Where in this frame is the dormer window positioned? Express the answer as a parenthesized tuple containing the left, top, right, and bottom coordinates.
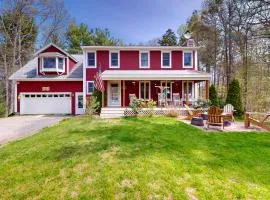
(40, 52, 66, 73)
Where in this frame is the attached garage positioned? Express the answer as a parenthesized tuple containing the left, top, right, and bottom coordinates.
(20, 93, 72, 115)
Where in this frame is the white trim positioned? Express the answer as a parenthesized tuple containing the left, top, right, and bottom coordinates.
(182, 81, 195, 99)
(86, 51, 97, 68)
(194, 50, 198, 70)
(11, 78, 82, 81)
(161, 51, 171, 68)
(139, 81, 151, 99)
(139, 51, 150, 69)
(107, 80, 121, 107)
(14, 81, 17, 113)
(82, 46, 200, 51)
(83, 50, 86, 112)
(86, 81, 94, 95)
(161, 81, 173, 100)
(75, 92, 84, 115)
(109, 51, 120, 68)
(183, 51, 193, 69)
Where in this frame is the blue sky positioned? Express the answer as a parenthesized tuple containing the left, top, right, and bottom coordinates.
(64, 0, 203, 44)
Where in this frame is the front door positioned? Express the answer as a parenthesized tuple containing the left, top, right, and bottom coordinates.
(75, 92, 84, 114)
(108, 81, 121, 106)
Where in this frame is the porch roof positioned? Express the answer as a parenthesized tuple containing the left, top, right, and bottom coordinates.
(101, 70, 211, 81)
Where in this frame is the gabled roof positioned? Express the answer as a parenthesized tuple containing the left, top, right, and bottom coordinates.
(34, 43, 78, 62)
(9, 54, 83, 81)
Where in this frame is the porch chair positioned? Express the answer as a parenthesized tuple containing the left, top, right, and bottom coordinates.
(223, 104, 235, 121)
(184, 104, 202, 120)
(129, 94, 137, 104)
(172, 93, 181, 106)
(207, 106, 224, 129)
(158, 93, 166, 107)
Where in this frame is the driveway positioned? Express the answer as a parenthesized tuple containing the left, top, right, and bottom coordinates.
(0, 115, 66, 145)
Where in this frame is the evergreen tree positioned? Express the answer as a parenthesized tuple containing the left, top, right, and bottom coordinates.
(209, 84, 218, 106)
(226, 79, 244, 116)
(158, 29, 177, 46)
(0, 83, 5, 117)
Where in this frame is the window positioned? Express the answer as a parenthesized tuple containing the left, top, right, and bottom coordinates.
(110, 52, 119, 68)
(139, 81, 150, 100)
(87, 81, 94, 94)
(161, 81, 172, 100)
(162, 52, 171, 68)
(42, 57, 65, 72)
(183, 81, 194, 99)
(43, 57, 56, 69)
(140, 52, 149, 68)
(87, 52, 96, 67)
(183, 52, 193, 68)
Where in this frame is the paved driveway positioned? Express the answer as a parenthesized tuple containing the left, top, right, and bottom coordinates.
(0, 115, 66, 145)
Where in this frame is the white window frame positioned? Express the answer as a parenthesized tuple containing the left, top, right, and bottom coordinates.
(86, 51, 97, 68)
(109, 51, 120, 68)
(183, 51, 193, 68)
(161, 51, 171, 68)
(139, 81, 151, 100)
(139, 51, 150, 68)
(161, 81, 173, 100)
(41, 56, 65, 73)
(182, 81, 195, 99)
(86, 81, 95, 95)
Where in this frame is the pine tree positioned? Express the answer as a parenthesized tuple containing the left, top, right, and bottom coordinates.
(158, 29, 177, 46)
(226, 79, 244, 116)
(209, 84, 218, 106)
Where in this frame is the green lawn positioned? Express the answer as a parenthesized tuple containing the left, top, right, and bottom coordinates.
(0, 116, 269, 199)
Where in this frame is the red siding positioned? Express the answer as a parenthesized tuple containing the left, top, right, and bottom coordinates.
(172, 51, 182, 70)
(17, 81, 82, 115)
(120, 51, 139, 70)
(150, 51, 161, 70)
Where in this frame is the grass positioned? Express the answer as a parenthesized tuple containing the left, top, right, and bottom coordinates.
(0, 116, 269, 199)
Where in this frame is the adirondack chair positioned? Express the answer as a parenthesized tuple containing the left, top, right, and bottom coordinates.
(158, 93, 166, 107)
(172, 93, 181, 106)
(223, 104, 235, 121)
(184, 104, 202, 120)
(207, 106, 224, 129)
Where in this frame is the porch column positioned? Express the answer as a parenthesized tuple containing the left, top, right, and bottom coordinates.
(102, 81, 105, 107)
(205, 80, 209, 99)
(123, 80, 125, 107)
(186, 80, 189, 102)
(144, 80, 146, 100)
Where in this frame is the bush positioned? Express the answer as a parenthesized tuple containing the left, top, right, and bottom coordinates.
(92, 89, 102, 114)
(146, 99, 156, 117)
(86, 96, 100, 117)
(166, 109, 179, 118)
(226, 79, 244, 116)
(129, 98, 143, 116)
(209, 84, 218, 106)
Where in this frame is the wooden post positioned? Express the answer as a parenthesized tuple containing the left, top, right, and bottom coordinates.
(244, 113, 250, 128)
(186, 80, 189, 102)
(123, 80, 125, 107)
(205, 80, 209, 99)
(144, 80, 146, 100)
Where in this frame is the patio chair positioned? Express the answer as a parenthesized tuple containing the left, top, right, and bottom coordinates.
(184, 104, 202, 120)
(207, 106, 224, 129)
(172, 93, 181, 106)
(223, 104, 235, 121)
(158, 93, 166, 107)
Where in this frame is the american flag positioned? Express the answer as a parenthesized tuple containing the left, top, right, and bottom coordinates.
(94, 70, 104, 92)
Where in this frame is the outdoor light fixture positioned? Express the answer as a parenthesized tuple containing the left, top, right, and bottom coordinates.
(184, 30, 192, 39)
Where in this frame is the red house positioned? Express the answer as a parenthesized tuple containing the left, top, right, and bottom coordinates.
(10, 42, 211, 117)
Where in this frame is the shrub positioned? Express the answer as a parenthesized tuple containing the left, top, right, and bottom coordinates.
(92, 89, 102, 114)
(86, 96, 100, 117)
(147, 99, 156, 117)
(209, 84, 218, 106)
(129, 98, 143, 116)
(166, 109, 179, 118)
(226, 79, 244, 116)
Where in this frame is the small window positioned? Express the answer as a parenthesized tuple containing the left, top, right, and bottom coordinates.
(65, 94, 70, 97)
(140, 52, 149, 68)
(36, 94, 41, 98)
(162, 52, 171, 68)
(87, 81, 94, 94)
(183, 52, 193, 68)
(31, 94, 35, 98)
(58, 58, 64, 70)
(59, 94, 64, 97)
(48, 94, 53, 97)
(25, 94, 29, 98)
(87, 52, 96, 67)
(110, 52, 119, 68)
(53, 94, 58, 97)
(43, 57, 56, 69)
(42, 94, 47, 97)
